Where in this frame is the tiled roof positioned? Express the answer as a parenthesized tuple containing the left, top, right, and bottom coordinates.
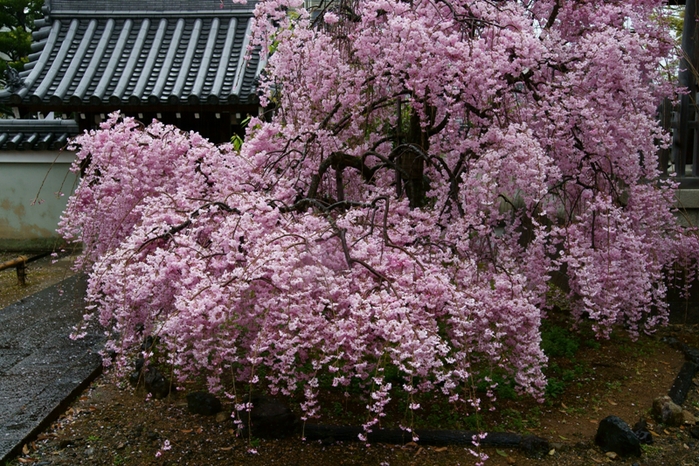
(0, 119, 79, 151)
(0, 0, 263, 108)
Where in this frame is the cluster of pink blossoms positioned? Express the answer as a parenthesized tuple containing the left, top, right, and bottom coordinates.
(60, 0, 698, 437)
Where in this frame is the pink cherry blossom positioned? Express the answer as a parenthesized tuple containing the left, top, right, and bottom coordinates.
(323, 12, 339, 24)
(60, 0, 699, 444)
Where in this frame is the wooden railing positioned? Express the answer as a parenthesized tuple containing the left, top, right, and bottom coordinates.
(0, 252, 52, 286)
(0, 256, 28, 286)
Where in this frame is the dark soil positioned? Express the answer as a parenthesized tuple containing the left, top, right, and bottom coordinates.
(3, 257, 699, 465)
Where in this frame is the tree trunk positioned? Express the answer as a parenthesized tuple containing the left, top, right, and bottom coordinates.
(399, 108, 428, 208)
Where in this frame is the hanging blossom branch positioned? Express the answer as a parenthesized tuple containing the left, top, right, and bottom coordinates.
(59, 0, 699, 450)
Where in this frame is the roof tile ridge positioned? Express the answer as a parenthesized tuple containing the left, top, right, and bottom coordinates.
(48, 10, 254, 18)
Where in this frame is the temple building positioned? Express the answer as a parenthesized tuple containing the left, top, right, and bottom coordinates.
(0, 0, 263, 250)
(0, 0, 263, 143)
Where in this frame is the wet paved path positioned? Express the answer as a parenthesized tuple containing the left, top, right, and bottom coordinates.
(0, 275, 103, 462)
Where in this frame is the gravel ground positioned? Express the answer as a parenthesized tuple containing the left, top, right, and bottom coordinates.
(3, 255, 699, 465)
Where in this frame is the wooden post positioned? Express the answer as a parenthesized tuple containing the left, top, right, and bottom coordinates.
(0, 255, 28, 286)
(678, 0, 699, 177)
(695, 92, 699, 177)
(658, 98, 672, 176)
(671, 106, 682, 174)
(16, 261, 26, 286)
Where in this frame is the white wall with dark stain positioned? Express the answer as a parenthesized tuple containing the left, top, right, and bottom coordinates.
(0, 151, 78, 251)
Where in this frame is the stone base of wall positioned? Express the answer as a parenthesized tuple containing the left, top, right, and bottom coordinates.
(0, 238, 68, 253)
(676, 189, 699, 227)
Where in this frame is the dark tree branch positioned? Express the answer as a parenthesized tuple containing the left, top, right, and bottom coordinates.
(138, 202, 241, 252)
(544, 0, 561, 30)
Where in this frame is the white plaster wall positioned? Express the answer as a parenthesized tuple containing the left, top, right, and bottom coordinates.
(0, 151, 78, 250)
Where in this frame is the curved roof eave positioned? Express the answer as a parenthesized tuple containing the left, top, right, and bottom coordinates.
(1, 3, 262, 110)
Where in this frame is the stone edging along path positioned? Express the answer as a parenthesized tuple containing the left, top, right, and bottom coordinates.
(175, 336, 699, 460)
(0, 275, 104, 463)
(591, 337, 699, 460)
(4, 273, 697, 463)
(666, 337, 699, 405)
